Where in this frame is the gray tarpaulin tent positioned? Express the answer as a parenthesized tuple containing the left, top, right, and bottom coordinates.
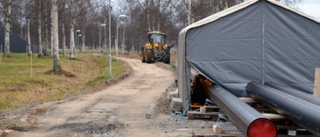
(178, 0, 320, 110)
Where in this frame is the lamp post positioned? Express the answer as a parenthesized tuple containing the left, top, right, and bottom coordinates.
(76, 29, 81, 53)
(115, 14, 126, 60)
(78, 34, 82, 51)
(122, 24, 126, 53)
(100, 24, 106, 54)
(108, 0, 112, 77)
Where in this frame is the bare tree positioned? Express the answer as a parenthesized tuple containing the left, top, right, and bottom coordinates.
(134, 0, 151, 32)
(50, 2, 54, 57)
(62, 23, 66, 56)
(279, 0, 302, 7)
(66, 0, 88, 58)
(52, 0, 61, 72)
(66, 0, 78, 59)
(27, 18, 31, 55)
(43, 0, 50, 56)
(4, 0, 12, 57)
(37, 0, 43, 57)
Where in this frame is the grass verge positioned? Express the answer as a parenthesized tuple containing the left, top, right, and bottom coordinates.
(0, 52, 126, 110)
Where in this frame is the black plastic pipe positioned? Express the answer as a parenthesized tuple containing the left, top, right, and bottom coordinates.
(246, 81, 320, 136)
(265, 82, 320, 106)
(198, 79, 276, 137)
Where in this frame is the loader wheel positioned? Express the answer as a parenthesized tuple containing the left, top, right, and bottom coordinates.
(146, 50, 152, 63)
(164, 53, 170, 64)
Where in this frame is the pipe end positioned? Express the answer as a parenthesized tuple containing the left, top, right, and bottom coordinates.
(248, 118, 277, 137)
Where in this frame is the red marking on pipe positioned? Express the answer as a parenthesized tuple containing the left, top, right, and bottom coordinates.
(248, 118, 277, 137)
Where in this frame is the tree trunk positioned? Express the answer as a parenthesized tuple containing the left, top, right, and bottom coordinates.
(27, 19, 32, 56)
(44, 5, 49, 56)
(38, 0, 43, 57)
(62, 23, 66, 56)
(50, 4, 54, 57)
(157, 0, 161, 31)
(187, 0, 192, 25)
(219, 0, 228, 11)
(145, 0, 151, 32)
(69, 22, 75, 59)
(52, 0, 61, 72)
(4, 0, 12, 57)
(151, 0, 155, 31)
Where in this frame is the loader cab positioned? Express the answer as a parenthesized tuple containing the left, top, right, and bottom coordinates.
(148, 32, 166, 45)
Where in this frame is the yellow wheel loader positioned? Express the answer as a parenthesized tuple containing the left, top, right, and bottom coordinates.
(141, 31, 173, 64)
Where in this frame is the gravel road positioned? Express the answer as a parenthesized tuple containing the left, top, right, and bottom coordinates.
(2, 58, 213, 137)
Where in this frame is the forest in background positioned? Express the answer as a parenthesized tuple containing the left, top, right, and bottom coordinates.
(0, 0, 301, 57)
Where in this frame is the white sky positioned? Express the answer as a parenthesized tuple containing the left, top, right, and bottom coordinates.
(298, 0, 320, 19)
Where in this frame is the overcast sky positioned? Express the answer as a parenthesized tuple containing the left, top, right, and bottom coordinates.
(298, 0, 320, 19)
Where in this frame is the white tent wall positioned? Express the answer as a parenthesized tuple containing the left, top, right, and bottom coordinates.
(178, 0, 320, 111)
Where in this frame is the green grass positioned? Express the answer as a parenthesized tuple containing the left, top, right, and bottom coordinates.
(0, 52, 126, 110)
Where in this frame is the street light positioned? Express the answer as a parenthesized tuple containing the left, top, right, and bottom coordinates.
(78, 34, 82, 51)
(115, 14, 126, 60)
(76, 29, 81, 53)
(100, 24, 106, 54)
(108, 0, 112, 77)
(122, 23, 126, 53)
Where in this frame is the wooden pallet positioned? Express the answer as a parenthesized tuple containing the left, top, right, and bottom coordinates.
(187, 111, 219, 120)
(191, 124, 243, 137)
(192, 132, 243, 137)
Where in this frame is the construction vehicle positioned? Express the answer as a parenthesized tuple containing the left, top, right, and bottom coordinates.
(141, 31, 173, 64)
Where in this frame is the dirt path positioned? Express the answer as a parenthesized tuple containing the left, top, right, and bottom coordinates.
(10, 58, 175, 137)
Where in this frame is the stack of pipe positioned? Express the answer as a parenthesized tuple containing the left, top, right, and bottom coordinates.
(246, 82, 320, 136)
(197, 76, 277, 137)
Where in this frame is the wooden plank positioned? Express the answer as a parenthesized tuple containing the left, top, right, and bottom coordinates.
(203, 106, 219, 109)
(262, 113, 286, 120)
(314, 68, 320, 97)
(238, 97, 256, 103)
(192, 131, 243, 137)
(187, 111, 219, 115)
(187, 111, 219, 120)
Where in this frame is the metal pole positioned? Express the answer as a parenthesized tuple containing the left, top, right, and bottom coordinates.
(79, 35, 82, 52)
(76, 31, 78, 54)
(122, 25, 125, 53)
(108, 0, 112, 77)
(75, 30, 80, 54)
(116, 18, 119, 60)
(99, 25, 101, 54)
(77, 33, 80, 53)
(93, 25, 95, 51)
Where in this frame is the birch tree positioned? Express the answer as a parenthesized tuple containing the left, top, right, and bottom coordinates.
(67, 0, 77, 59)
(62, 24, 66, 56)
(4, 0, 12, 57)
(52, 0, 61, 72)
(43, 1, 50, 56)
(50, 3, 54, 57)
(134, 0, 151, 32)
(27, 18, 32, 56)
(37, 0, 43, 57)
(66, 0, 85, 59)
